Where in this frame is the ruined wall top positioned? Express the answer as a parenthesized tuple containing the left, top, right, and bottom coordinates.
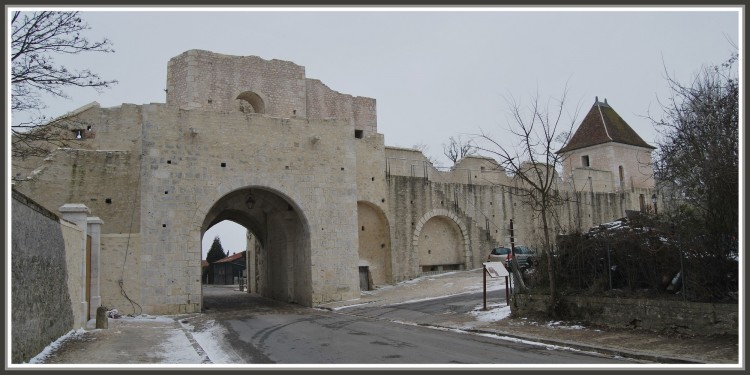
(165, 49, 377, 133)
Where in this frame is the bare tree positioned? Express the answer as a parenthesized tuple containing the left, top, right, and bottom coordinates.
(412, 143, 442, 168)
(475, 88, 579, 313)
(11, 11, 117, 158)
(650, 50, 738, 248)
(442, 135, 477, 165)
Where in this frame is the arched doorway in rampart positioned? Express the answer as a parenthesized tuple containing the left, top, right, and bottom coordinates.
(413, 209, 469, 274)
(356, 201, 392, 289)
(197, 186, 311, 306)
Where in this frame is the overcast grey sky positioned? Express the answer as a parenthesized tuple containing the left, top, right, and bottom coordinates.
(9, 7, 741, 258)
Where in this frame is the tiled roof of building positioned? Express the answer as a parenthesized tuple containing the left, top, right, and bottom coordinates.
(557, 98, 655, 153)
(214, 251, 246, 264)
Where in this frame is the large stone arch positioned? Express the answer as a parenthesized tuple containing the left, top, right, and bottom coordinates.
(194, 185, 311, 306)
(236, 90, 267, 114)
(413, 209, 470, 273)
(356, 201, 392, 289)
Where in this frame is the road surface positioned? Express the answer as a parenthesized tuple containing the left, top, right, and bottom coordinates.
(196, 285, 637, 365)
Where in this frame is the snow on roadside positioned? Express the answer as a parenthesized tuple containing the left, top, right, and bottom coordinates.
(359, 269, 506, 305)
(545, 321, 586, 330)
(468, 303, 512, 322)
(184, 319, 242, 364)
(155, 326, 204, 364)
(28, 314, 206, 364)
(126, 314, 180, 323)
(27, 329, 86, 364)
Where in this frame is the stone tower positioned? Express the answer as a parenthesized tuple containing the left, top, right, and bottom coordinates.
(557, 97, 656, 195)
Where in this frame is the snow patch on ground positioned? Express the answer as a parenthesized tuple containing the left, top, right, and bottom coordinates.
(155, 327, 204, 364)
(545, 321, 586, 330)
(402, 271, 461, 284)
(326, 302, 377, 311)
(468, 303, 512, 322)
(357, 270, 506, 307)
(187, 320, 242, 364)
(27, 329, 85, 364)
(472, 331, 577, 352)
(126, 314, 179, 323)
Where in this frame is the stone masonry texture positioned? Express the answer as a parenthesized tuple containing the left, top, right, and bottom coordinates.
(11, 191, 77, 364)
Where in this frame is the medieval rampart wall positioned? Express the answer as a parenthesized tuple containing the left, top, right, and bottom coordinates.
(137, 104, 361, 311)
(99, 234, 142, 315)
(11, 50, 658, 313)
(13, 148, 140, 234)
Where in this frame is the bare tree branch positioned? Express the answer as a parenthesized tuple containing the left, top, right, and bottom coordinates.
(473, 87, 580, 312)
(11, 11, 117, 159)
(648, 51, 738, 248)
(442, 135, 477, 165)
(412, 143, 442, 168)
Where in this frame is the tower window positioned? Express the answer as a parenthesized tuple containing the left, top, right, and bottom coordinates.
(355, 130, 363, 139)
(581, 155, 590, 167)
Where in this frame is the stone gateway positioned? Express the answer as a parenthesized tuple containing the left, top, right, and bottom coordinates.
(12, 50, 656, 314)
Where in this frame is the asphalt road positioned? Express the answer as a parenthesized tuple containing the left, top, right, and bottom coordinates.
(341, 290, 495, 326)
(200, 287, 637, 365)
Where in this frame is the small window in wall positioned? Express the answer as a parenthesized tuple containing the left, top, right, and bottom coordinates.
(72, 129, 84, 139)
(618, 166, 625, 188)
(581, 155, 590, 167)
(354, 129, 364, 139)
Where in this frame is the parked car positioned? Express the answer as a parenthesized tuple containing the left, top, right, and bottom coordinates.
(486, 245, 536, 270)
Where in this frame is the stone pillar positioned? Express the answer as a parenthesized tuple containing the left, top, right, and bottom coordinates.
(87, 217, 104, 319)
(59, 204, 90, 329)
(248, 235, 257, 294)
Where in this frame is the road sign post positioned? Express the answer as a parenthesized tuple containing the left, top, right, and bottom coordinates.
(483, 264, 487, 310)
(483, 261, 510, 308)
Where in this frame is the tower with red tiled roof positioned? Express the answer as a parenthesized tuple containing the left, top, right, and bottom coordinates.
(558, 97, 655, 192)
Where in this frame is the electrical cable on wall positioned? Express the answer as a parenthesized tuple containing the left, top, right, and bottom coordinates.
(119, 151, 144, 316)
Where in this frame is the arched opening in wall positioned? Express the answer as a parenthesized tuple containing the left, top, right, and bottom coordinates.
(356, 201, 392, 290)
(199, 187, 311, 309)
(417, 216, 464, 275)
(236, 91, 266, 114)
(201, 221, 251, 286)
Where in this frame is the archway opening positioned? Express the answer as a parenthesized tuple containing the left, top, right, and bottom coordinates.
(356, 201, 392, 290)
(236, 91, 266, 114)
(201, 220, 251, 286)
(418, 216, 464, 275)
(200, 187, 311, 307)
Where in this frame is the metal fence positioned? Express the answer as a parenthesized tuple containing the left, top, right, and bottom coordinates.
(523, 226, 738, 304)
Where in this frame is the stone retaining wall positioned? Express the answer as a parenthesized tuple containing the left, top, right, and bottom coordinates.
(512, 293, 738, 336)
(11, 190, 77, 363)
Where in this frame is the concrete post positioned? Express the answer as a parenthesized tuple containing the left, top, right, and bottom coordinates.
(59, 204, 90, 329)
(87, 217, 104, 319)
